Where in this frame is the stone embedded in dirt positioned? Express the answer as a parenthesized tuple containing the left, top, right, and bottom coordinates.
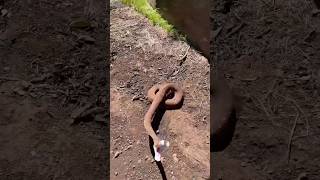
(145, 156, 149, 161)
(70, 19, 91, 29)
(30, 74, 51, 83)
(312, 9, 320, 16)
(124, 145, 133, 151)
(298, 75, 311, 81)
(71, 103, 93, 119)
(240, 162, 247, 167)
(297, 173, 308, 180)
(114, 151, 122, 159)
(115, 172, 118, 176)
(20, 81, 31, 90)
(78, 35, 96, 44)
(13, 87, 26, 96)
(1, 8, 8, 17)
(94, 114, 106, 123)
(3, 66, 10, 72)
(172, 153, 179, 163)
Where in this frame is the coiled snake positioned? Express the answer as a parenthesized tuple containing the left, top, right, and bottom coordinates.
(144, 82, 184, 148)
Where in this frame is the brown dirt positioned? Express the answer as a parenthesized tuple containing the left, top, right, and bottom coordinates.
(212, 0, 320, 179)
(0, 0, 108, 179)
(110, 2, 210, 179)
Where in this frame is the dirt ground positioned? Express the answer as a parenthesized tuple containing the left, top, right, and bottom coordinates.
(0, 0, 108, 179)
(110, 1, 210, 180)
(212, 0, 320, 179)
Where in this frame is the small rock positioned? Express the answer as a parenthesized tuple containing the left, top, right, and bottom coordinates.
(3, 66, 10, 72)
(124, 145, 133, 151)
(132, 95, 140, 101)
(13, 87, 26, 96)
(30, 74, 51, 83)
(1, 9, 8, 17)
(160, 157, 165, 162)
(70, 103, 93, 119)
(298, 75, 311, 81)
(114, 151, 121, 159)
(137, 159, 142, 164)
(20, 81, 31, 90)
(30, 151, 37, 157)
(312, 9, 320, 16)
(132, 165, 135, 169)
(114, 172, 118, 176)
(297, 173, 308, 180)
(172, 153, 179, 163)
(78, 35, 95, 43)
(70, 19, 91, 29)
(94, 115, 106, 123)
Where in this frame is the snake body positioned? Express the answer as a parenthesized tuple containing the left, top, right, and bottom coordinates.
(144, 82, 183, 148)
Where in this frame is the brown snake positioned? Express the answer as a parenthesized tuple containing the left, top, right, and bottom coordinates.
(144, 82, 184, 148)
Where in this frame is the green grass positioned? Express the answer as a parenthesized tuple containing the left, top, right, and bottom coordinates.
(121, 0, 185, 40)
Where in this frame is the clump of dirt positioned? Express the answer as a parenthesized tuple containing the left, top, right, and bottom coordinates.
(110, 2, 210, 179)
(212, 0, 320, 179)
(0, 0, 108, 179)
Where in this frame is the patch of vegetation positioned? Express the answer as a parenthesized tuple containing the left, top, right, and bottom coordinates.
(121, 0, 186, 40)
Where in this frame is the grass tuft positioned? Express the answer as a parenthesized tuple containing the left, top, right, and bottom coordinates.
(121, 0, 185, 40)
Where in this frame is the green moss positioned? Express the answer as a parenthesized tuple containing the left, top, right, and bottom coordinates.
(121, 0, 185, 40)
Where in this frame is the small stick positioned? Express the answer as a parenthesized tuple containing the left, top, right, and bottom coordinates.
(287, 112, 299, 163)
(0, 76, 21, 81)
(277, 93, 310, 136)
(179, 45, 190, 65)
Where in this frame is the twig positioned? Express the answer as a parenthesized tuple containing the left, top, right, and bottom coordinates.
(178, 45, 190, 65)
(227, 22, 246, 37)
(287, 112, 299, 163)
(0, 76, 21, 81)
(276, 93, 310, 136)
(263, 79, 278, 101)
(213, 27, 222, 40)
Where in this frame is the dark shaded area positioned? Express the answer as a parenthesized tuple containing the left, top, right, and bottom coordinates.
(0, 0, 109, 179)
(212, 0, 320, 179)
(156, 0, 210, 58)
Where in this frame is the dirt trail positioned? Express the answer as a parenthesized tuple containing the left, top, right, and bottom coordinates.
(110, 2, 210, 179)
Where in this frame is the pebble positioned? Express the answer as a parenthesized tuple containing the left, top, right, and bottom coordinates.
(114, 151, 121, 158)
(297, 173, 308, 180)
(1, 9, 8, 17)
(137, 159, 142, 164)
(3, 66, 10, 72)
(13, 87, 26, 96)
(240, 162, 247, 167)
(70, 19, 91, 29)
(78, 35, 96, 43)
(172, 153, 179, 163)
(114, 172, 118, 176)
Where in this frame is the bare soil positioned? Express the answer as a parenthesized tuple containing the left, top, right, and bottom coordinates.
(110, 2, 210, 179)
(0, 0, 108, 179)
(212, 0, 320, 179)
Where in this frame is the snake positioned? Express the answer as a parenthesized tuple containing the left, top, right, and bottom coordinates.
(144, 82, 184, 148)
